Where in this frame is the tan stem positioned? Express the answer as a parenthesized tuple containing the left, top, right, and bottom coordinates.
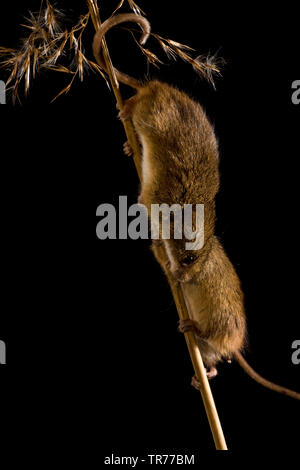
(87, 0, 142, 179)
(88, 0, 227, 450)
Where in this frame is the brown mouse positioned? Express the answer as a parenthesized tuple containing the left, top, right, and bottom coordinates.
(93, 14, 219, 279)
(93, 13, 300, 400)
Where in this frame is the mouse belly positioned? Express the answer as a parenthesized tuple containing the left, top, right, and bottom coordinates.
(181, 281, 221, 366)
(196, 338, 222, 368)
(181, 280, 244, 365)
(181, 281, 211, 336)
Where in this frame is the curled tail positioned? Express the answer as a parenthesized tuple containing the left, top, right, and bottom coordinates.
(92, 13, 151, 89)
(234, 351, 300, 401)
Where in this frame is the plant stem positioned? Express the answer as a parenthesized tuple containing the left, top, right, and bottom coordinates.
(89, 0, 227, 450)
(86, 0, 142, 179)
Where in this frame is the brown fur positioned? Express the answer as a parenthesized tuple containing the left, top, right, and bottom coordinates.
(121, 81, 246, 367)
(93, 11, 252, 368)
(124, 82, 219, 279)
(152, 237, 246, 367)
(94, 14, 300, 400)
(181, 237, 246, 365)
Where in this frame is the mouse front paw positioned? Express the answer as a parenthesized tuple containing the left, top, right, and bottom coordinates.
(178, 318, 202, 336)
(123, 140, 133, 157)
(118, 96, 137, 120)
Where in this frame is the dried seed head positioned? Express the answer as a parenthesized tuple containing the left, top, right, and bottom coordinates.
(0, 2, 106, 102)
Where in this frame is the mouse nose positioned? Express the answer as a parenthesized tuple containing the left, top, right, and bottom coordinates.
(173, 268, 189, 283)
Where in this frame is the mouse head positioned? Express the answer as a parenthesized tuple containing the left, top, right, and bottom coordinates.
(164, 237, 213, 283)
(160, 202, 215, 282)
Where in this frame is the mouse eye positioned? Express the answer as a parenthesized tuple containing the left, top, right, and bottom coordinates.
(182, 254, 196, 266)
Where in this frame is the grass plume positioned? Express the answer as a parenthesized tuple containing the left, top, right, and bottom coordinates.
(0, 0, 108, 102)
(0, 0, 223, 102)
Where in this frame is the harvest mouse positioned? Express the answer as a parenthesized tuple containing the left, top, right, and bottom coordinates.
(93, 13, 300, 400)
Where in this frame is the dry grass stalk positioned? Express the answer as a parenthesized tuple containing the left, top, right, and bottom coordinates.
(0, 0, 227, 448)
(0, 0, 222, 101)
(153, 35, 223, 88)
(0, 0, 108, 102)
(112, 0, 146, 16)
(87, 0, 227, 451)
(86, 0, 143, 178)
(120, 26, 223, 87)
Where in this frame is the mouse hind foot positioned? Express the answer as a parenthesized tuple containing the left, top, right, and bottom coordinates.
(206, 367, 218, 380)
(178, 319, 219, 383)
(191, 368, 218, 390)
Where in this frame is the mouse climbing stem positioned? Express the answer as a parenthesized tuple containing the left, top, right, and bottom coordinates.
(155, 249, 228, 451)
(89, 0, 227, 451)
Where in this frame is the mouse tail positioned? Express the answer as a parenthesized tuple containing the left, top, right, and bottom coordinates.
(92, 13, 151, 89)
(233, 351, 300, 400)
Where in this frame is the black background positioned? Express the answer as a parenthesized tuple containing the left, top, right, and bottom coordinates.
(0, 0, 299, 459)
